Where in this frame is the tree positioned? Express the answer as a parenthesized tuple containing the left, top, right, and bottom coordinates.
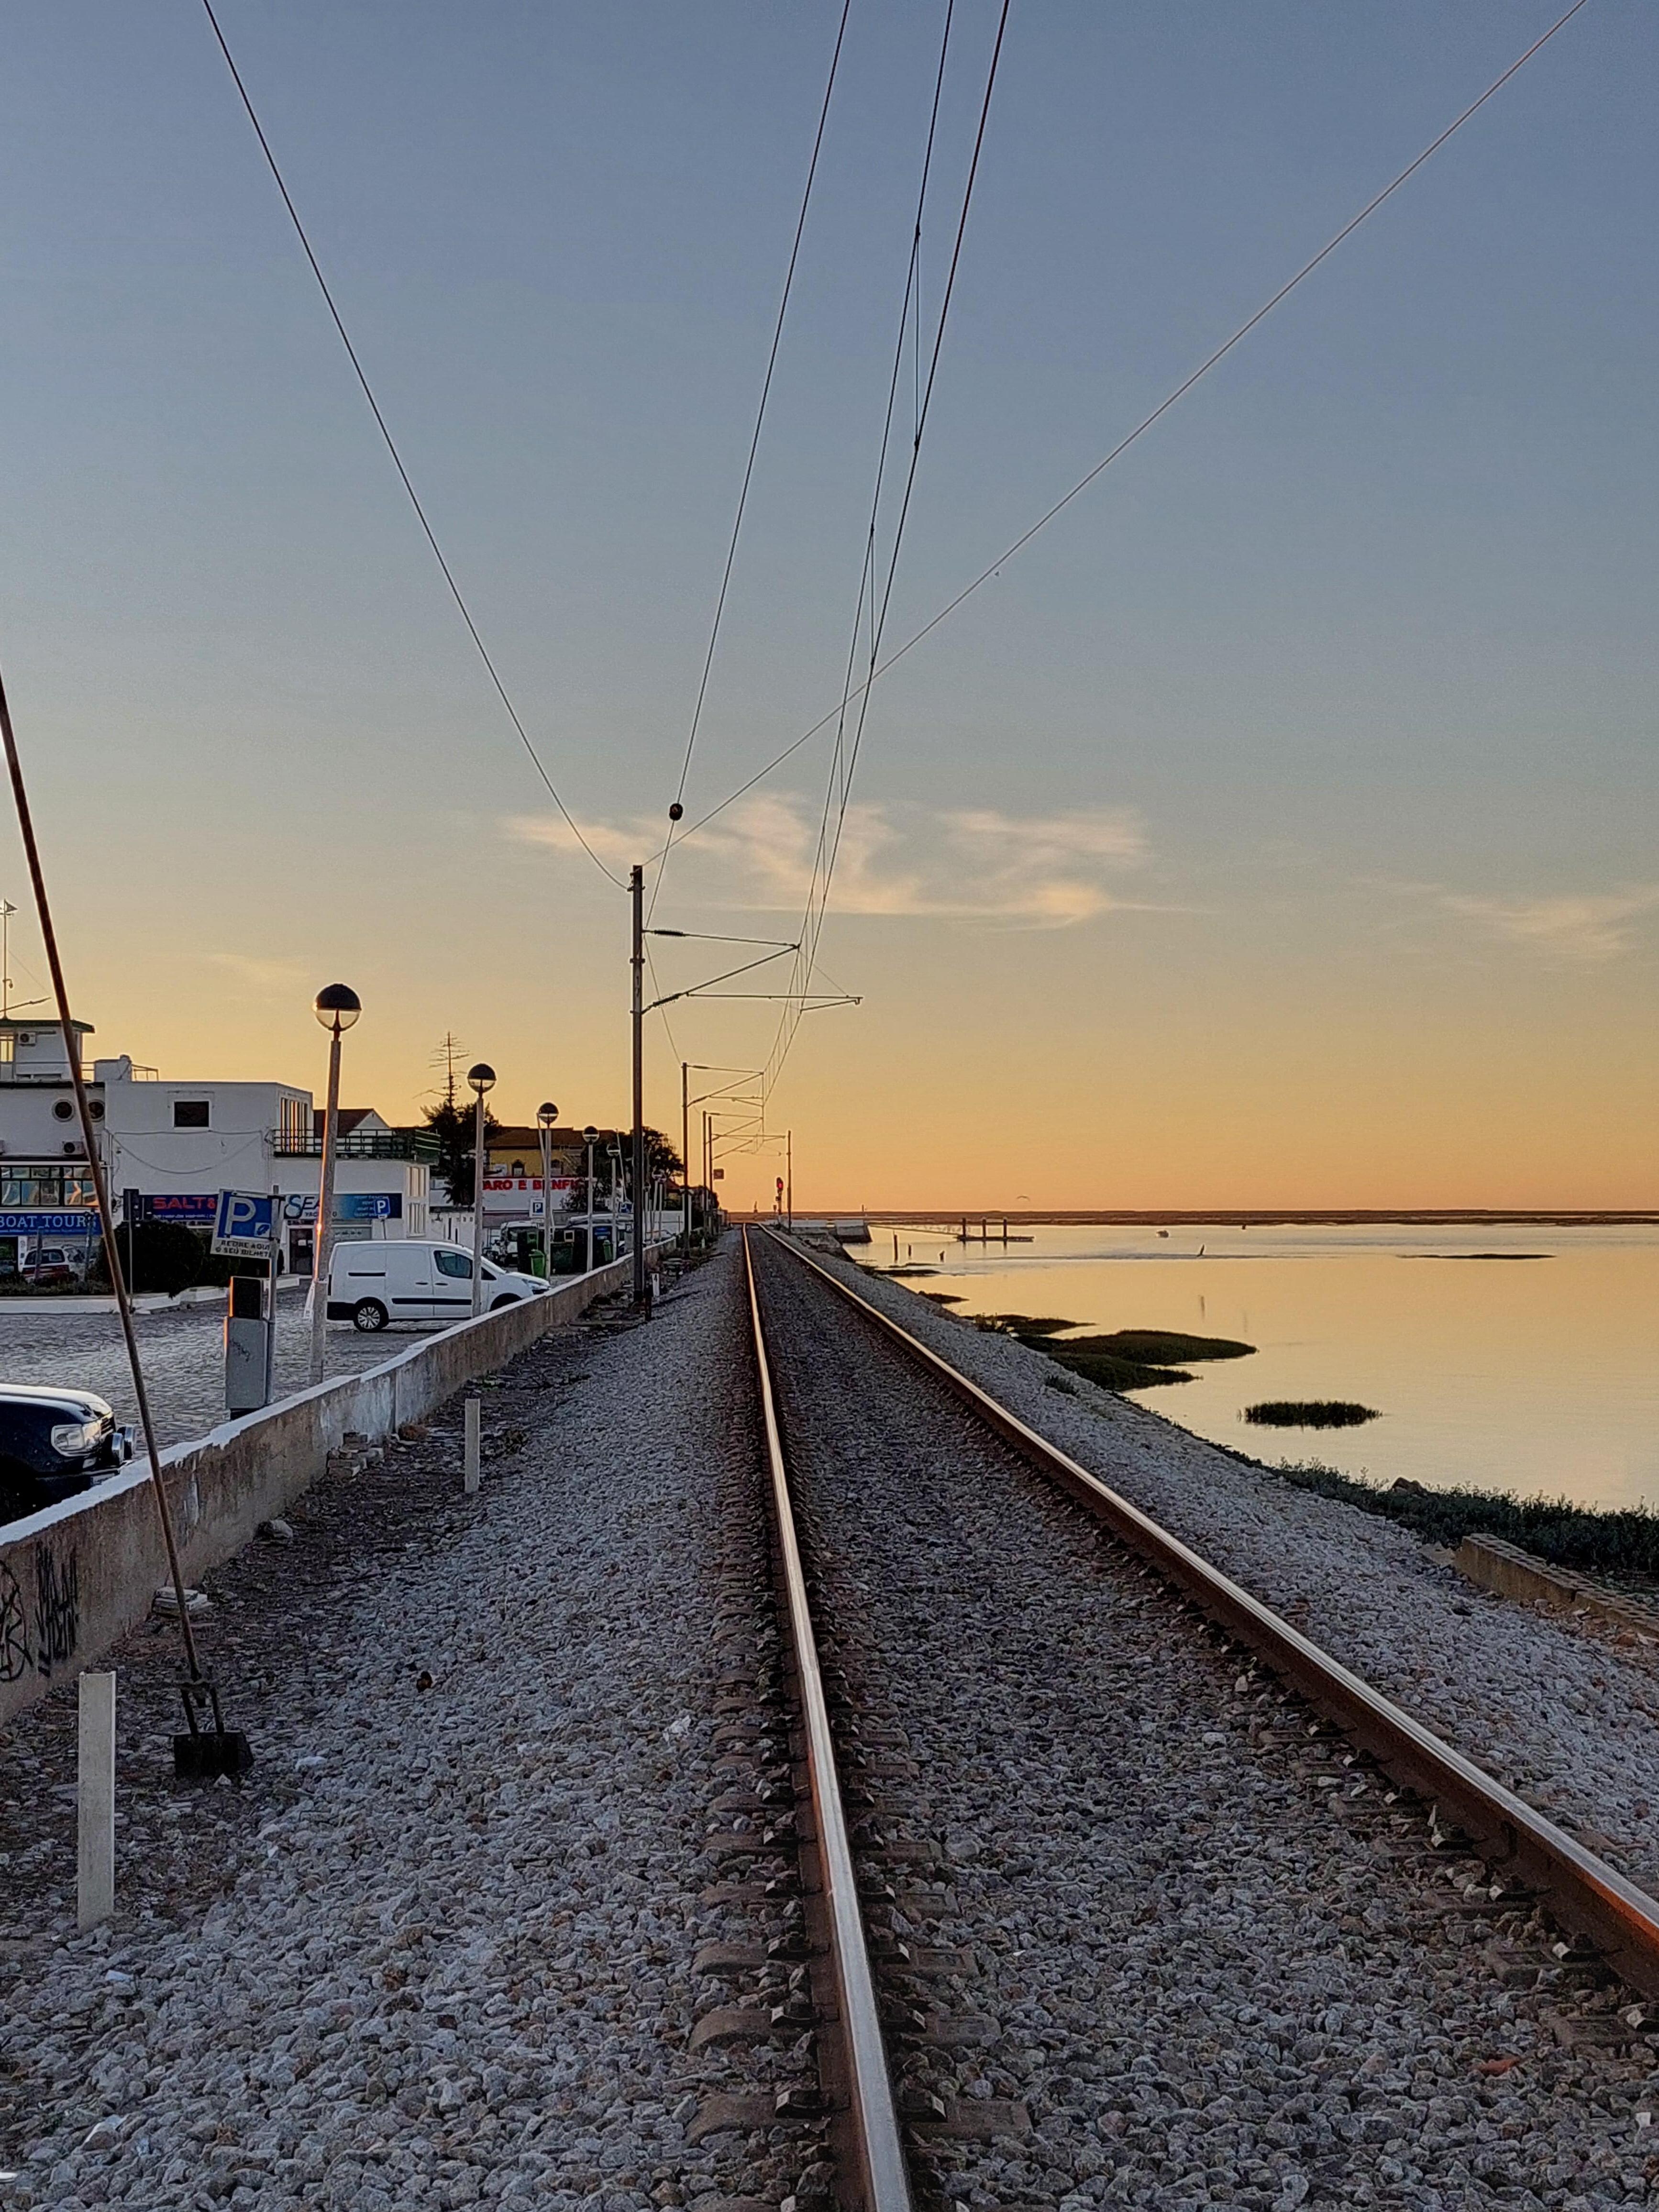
(575, 1127, 683, 1198)
(643, 1127, 683, 1181)
(422, 1097, 502, 1206)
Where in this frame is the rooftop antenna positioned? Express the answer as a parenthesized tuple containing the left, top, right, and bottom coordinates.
(431, 1030, 465, 1110)
(0, 897, 14, 1018)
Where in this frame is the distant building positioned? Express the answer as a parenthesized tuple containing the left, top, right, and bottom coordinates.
(479, 1124, 594, 1227)
(0, 1018, 433, 1279)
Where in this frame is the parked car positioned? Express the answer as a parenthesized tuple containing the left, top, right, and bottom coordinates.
(0, 1387, 134, 1526)
(326, 1241, 552, 1332)
(22, 1247, 78, 1288)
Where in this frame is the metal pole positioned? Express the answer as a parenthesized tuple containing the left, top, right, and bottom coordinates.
(308, 1022, 343, 1386)
(584, 1137, 594, 1271)
(630, 864, 646, 1304)
(265, 1183, 279, 1404)
(681, 1060, 690, 1255)
(471, 1086, 487, 1316)
(787, 1130, 793, 1231)
(0, 661, 206, 1688)
(538, 1117, 552, 1274)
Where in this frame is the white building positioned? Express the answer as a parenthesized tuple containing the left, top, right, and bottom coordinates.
(0, 1019, 432, 1277)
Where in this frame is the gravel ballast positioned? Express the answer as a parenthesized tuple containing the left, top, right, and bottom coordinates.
(753, 1234, 1659, 2210)
(0, 1246, 783, 2212)
(804, 1239, 1659, 1900)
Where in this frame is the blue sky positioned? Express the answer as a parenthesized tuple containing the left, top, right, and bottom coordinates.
(0, 2, 1652, 1203)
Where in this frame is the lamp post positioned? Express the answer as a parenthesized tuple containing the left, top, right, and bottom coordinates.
(536, 1100, 558, 1276)
(467, 1062, 495, 1316)
(308, 983, 361, 1386)
(581, 1125, 598, 1272)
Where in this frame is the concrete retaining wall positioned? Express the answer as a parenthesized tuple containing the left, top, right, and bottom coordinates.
(0, 1252, 664, 1726)
(1455, 1531, 1659, 1639)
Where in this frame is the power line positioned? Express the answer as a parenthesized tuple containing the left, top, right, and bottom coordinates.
(812, 0, 957, 924)
(769, 0, 1010, 1097)
(650, 0, 853, 923)
(199, 0, 624, 891)
(649, 0, 1591, 883)
(752, 0, 960, 1097)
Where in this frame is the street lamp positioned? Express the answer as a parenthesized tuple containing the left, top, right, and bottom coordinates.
(467, 1062, 496, 1316)
(581, 1125, 598, 1272)
(308, 983, 361, 1385)
(536, 1100, 558, 1276)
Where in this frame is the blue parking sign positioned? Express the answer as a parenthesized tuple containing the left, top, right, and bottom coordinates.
(212, 1190, 278, 1259)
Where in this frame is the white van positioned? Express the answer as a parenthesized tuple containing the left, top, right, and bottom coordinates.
(326, 1242, 550, 1331)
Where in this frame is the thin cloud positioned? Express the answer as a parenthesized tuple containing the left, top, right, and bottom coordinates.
(509, 796, 1150, 928)
(207, 952, 311, 995)
(1438, 886, 1659, 963)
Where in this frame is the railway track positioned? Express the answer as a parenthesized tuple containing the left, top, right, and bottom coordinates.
(693, 1225, 1659, 2211)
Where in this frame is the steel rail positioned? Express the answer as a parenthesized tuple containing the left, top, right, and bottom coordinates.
(761, 1228, 1659, 1999)
(741, 1229, 914, 2212)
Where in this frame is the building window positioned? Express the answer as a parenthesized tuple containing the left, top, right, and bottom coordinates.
(173, 1100, 210, 1128)
(278, 1095, 310, 1151)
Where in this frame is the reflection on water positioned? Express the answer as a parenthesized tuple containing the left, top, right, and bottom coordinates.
(860, 1222, 1659, 1513)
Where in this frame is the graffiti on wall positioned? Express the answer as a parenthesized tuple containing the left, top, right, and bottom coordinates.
(0, 1544, 81, 1686)
(0, 1561, 26, 1683)
(33, 1543, 80, 1675)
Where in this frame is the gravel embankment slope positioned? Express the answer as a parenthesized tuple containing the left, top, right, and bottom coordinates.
(0, 1245, 770, 2212)
(754, 1236, 1659, 2211)
(801, 1239, 1659, 1897)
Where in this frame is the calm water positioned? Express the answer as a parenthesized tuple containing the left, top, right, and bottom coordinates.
(857, 1222, 1659, 1512)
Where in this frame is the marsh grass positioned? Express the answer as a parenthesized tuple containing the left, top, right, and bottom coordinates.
(1269, 1460, 1659, 1583)
(1065, 1329, 1254, 1363)
(1041, 1346, 1194, 1391)
(1245, 1401, 1379, 1429)
(972, 1312, 1232, 1390)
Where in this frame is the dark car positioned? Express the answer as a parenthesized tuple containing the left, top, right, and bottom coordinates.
(0, 1387, 133, 1527)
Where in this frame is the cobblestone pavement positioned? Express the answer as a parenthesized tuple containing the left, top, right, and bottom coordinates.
(0, 1294, 449, 1447)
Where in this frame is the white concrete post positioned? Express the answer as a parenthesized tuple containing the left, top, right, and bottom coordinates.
(464, 1394, 481, 1494)
(77, 1670, 116, 1929)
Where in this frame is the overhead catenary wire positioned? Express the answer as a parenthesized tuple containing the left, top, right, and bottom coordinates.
(650, 0, 854, 924)
(735, 0, 962, 1104)
(645, 0, 1592, 882)
(199, 0, 624, 891)
(769, 0, 1010, 1098)
(809, 0, 957, 894)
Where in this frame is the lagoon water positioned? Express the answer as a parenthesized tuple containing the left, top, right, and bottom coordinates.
(857, 1221, 1659, 1513)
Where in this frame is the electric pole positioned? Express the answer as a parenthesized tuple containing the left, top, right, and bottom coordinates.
(630, 864, 647, 1305)
(681, 1060, 691, 1254)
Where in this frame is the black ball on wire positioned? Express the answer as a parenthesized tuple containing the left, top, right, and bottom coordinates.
(668, 801, 684, 821)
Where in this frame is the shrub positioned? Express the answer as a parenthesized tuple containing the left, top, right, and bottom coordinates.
(1267, 1460, 1659, 1582)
